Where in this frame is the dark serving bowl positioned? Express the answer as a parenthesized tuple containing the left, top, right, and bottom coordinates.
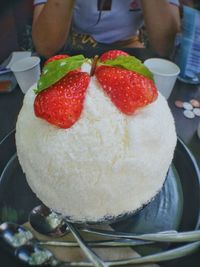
(0, 130, 199, 231)
(0, 130, 200, 267)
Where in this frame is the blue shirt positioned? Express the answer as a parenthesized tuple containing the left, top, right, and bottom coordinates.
(33, 0, 179, 43)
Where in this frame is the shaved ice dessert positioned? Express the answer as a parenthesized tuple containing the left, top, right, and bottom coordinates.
(16, 50, 177, 222)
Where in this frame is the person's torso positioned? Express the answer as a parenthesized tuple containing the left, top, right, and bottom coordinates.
(73, 0, 143, 43)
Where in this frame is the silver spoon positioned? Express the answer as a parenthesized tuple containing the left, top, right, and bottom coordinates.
(15, 243, 57, 266)
(29, 205, 200, 243)
(1, 222, 200, 266)
(29, 205, 108, 267)
(0, 221, 148, 250)
(0, 222, 90, 266)
(29, 205, 69, 237)
(0, 222, 33, 248)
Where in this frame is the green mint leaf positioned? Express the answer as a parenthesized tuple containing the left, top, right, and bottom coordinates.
(102, 55, 154, 81)
(35, 55, 86, 94)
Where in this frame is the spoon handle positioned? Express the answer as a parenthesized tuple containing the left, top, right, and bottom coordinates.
(66, 222, 108, 267)
(82, 228, 200, 242)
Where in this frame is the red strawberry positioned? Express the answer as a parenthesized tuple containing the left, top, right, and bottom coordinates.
(99, 50, 129, 62)
(44, 54, 69, 65)
(34, 72, 90, 128)
(95, 66, 157, 115)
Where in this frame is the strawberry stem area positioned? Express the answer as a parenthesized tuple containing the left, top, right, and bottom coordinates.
(90, 55, 99, 76)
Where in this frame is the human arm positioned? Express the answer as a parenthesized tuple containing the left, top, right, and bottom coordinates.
(32, 0, 76, 58)
(141, 0, 180, 57)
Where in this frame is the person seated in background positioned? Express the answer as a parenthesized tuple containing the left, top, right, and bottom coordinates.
(32, 0, 180, 58)
(179, 0, 194, 7)
(179, 0, 200, 9)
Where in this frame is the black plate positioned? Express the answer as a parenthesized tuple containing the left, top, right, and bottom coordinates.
(0, 130, 200, 267)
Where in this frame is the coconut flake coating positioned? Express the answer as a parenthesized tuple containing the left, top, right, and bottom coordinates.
(16, 78, 176, 222)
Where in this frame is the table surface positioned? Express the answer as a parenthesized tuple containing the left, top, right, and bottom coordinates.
(0, 48, 200, 267)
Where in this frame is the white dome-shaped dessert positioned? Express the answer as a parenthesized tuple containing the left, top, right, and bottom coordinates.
(16, 74, 176, 222)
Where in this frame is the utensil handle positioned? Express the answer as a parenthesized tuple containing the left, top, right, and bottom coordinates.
(66, 221, 108, 267)
(107, 241, 200, 266)
(82, 228, 200, 242)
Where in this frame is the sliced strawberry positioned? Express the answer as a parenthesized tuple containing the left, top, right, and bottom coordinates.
(34, 72, 90, 128)
(99, 50, 129, 62)
(44, 54, 69, 65)
(95, 66, 158, 115)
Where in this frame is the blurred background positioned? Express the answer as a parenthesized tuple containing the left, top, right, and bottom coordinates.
(0, 0, 33, 63)
(0, 0, 200, 63)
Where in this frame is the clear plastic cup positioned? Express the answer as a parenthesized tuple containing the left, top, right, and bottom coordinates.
(11, 56, 41, 94)
(144, 58, 180, 99)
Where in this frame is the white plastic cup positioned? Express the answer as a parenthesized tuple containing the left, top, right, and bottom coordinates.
(11, 56, 41, 94)
(144, 58, 180, 99)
